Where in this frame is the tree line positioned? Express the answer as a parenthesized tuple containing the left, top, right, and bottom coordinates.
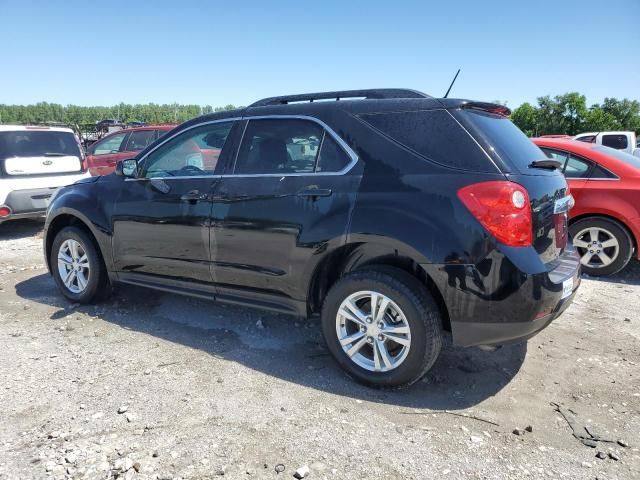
(1, 94, 639, 138)
(0, 102, 239, 126)
(510, 93, 640, 137)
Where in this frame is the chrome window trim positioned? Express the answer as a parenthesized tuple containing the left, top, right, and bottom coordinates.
(126, 115, 359, 182)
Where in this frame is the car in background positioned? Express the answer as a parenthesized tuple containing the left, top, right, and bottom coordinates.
(574, 131, 640, 157)
(85, 125, 176, 176)
(0, 125, 89, 224)
(45, 88, 580, 388)
(533, 137, 640, 276)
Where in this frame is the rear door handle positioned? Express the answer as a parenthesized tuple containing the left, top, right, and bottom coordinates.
(297, 187, 332, 198)
(180, 190, 209, 202)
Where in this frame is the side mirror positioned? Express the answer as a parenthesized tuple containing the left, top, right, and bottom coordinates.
(115, 158, 139, 178)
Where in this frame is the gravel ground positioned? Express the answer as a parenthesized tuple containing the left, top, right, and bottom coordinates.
(0, 219, 639, 480)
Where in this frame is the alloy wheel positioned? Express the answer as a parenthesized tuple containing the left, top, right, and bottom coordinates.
(57, 239, 90, 294)
(335, 291, 411, 372)
(573, 227, 619, 269)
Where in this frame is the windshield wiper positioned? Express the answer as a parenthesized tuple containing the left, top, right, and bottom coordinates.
(529, 159, 561, 170)
(44, 152, 66, 157)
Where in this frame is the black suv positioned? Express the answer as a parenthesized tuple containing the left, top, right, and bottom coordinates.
(44, 89, 580, 388)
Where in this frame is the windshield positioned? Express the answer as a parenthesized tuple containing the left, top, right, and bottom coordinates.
(0, 130, 81, 161)
(593, 145, 640, 169)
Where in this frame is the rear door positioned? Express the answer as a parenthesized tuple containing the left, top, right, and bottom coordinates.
(210, 117, 360, 307)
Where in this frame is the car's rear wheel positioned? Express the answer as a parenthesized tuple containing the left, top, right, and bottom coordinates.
(321, 267, 442, 388)
(51, 226, 109, 303)
(570, 217, 634, 276)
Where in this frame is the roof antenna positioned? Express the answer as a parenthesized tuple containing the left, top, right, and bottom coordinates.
(443, 69, 461, 98)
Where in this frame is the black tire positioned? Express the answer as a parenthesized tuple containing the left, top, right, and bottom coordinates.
(321, 266, 442, 388)
(50, 226, 110, 303)
(570, 217, 634, 276)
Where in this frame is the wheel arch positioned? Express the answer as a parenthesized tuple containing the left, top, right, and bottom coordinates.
(45, 211, 109, 275)
(307, 242, 451, 332)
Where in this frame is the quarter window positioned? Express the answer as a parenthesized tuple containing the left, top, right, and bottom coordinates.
(92, 132, 127, 155)
(316, 134, 351, 172)
(602, 134, 628, 150)
(142, 122, 233, 178)
(234, 119, 323, 174)
(124, 130, 157, 152)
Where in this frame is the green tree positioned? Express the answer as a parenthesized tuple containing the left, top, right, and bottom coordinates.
(511, 102, 538, 136)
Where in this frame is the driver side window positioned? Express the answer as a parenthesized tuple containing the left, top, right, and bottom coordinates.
(142, 122, 233, 178)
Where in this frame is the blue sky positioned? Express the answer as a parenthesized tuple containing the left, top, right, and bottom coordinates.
(1, 0, 638, 108)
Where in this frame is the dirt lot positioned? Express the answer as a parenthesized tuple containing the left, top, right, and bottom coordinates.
(0, 220, 639, 480)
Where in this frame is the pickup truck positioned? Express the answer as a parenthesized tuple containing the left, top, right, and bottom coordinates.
(574, 131, 640, 157)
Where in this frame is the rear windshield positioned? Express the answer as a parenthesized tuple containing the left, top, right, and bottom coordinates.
(593, 145, 640, 169)
(454, 110, 545, 173)
(359, 109, 496, 172)
(0, 130, 81, 161)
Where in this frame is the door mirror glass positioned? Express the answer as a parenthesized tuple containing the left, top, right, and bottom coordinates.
(116, 158, 139, 177)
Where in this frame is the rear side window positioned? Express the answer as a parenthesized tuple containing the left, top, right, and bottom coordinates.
(234, 119, 323, 174)
(124, 130, 156, 152)
(454, 110, 545, 173)
(576, 135, 596, 143)
(564, 156, 591, 178)
(359, 109, 494, 172)
(601, 134, 628, 150)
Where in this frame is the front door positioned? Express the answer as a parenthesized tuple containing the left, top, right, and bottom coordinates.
(210, 117, 360, 308)
(111, 120, 238, 285)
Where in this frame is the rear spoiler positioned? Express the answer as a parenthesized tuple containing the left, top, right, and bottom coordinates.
(438, 99, 512, 117)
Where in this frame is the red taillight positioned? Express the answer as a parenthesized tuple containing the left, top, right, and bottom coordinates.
(0, 206, 11, 218)
(458, 181, 533, 247)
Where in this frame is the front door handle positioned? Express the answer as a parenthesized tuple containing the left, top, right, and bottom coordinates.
(180, 190, 209, 203)
(297, 186, 332, 198)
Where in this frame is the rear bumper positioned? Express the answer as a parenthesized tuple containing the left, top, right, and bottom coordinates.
(423, 245, 581, 347)
(0, 187, 59, 222)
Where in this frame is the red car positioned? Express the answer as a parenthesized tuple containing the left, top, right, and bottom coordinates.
(86, 125, 176, 176)
(533, 137, 640, 275)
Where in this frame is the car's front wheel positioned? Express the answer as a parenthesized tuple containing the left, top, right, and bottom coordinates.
(570, 217, 634, 276)
(321, 267, 442, 388)
(51, 226, 109, 303)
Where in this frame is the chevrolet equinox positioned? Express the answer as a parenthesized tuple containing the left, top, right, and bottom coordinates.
(44, 89, 581, 387)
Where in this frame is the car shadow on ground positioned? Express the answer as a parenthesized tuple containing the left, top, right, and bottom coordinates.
(0, 219, 45, 240)
(582, 258, 640, 286)
(16, 273, 527, 411)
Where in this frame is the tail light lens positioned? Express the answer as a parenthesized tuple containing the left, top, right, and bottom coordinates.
(458, 181, 533, 247)
(0, 206, 11, 218)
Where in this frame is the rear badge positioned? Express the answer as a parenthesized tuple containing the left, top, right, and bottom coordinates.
(43, 160, 53, 165)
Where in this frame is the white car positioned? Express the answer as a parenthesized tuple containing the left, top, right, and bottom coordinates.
(0, 125, 90, 224)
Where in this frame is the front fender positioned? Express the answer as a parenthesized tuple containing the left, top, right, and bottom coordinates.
(44, 182, 115, 273)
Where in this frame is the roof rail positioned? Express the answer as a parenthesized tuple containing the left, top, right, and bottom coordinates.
(250, 88, 431, 107)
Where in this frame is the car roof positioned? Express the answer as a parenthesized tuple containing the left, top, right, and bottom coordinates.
(0, 125, 75, 133)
